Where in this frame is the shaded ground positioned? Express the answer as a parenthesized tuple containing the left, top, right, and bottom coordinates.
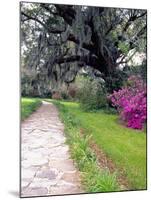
(21, 101, 83, 197)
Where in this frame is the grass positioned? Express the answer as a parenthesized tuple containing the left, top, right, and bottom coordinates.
(21, 97, 146, 191)
(21, 97, 41, 120)
(47, 99, 146, 191)
(49, 100, 120, 193)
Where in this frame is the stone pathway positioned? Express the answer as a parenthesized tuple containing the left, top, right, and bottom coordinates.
(21, 101, 83, 197)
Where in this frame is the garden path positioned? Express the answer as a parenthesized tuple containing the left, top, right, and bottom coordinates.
(21, 101, 83, 197)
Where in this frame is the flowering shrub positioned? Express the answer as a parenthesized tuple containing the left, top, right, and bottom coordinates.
(108, 75, 146, 129)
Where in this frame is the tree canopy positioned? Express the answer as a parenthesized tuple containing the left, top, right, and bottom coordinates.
(21, 2, 146, 96)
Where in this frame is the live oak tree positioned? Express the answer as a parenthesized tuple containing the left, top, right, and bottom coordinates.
(21, 2, 146, 96)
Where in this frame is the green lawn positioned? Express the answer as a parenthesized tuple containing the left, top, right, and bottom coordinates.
(51, 100, 146, 190)
(21, 98, 41, 120)
(21, 97, 146, 191)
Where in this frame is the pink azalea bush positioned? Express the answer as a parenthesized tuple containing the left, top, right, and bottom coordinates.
(108, 75, 147, 129)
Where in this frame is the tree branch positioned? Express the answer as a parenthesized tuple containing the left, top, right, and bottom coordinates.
(40, 4, 58, 15)
(21, 11, 66, 34)
(55, 5, 76, 25)
(67, 34, 95, 52)
(123, 11, 147, 32)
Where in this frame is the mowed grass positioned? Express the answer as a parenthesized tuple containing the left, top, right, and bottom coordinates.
(50, 100, 146, 190)
(51, 100, 119, 192)
(21, 98, 41, 120)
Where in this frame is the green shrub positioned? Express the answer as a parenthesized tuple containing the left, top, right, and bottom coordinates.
(105, 69, 128, 93)
(61, 91, 69, 100)
(77, 77, 107, 111)
(123, 62, 147, 82)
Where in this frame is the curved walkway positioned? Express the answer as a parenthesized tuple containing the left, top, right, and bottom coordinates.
(21, 101, 83, 197)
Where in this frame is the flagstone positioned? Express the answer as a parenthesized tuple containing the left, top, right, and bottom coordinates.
(21, 101, 83, 197)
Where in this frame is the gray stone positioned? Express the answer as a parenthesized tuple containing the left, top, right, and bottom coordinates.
(21, 187, 48, 197)
(21, 101, 83, 197)
(36, 168, 58, 180)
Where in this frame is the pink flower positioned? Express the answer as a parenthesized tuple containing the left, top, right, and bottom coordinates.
(109, 75, 147, 130)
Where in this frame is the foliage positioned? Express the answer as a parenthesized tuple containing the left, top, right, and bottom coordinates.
(49, 100, 146, 190)
(105, 69, 128, 93)
(123, 60, 147, 82)
(21, 98, 41, 120)
(52, 92, 62, 100)
(118, 41, 130, 55)
(68, 85, 78, 99)
(52, 85, 78, 100)
(109, 75, 147, 129)
(57, 84, 69, 100)
(77, 77, 107, 111)
(52, 100, 119, 192)
(21, 3, 147, 87)
(21, 67, 52, 98)
(60, 91, 69, 100)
